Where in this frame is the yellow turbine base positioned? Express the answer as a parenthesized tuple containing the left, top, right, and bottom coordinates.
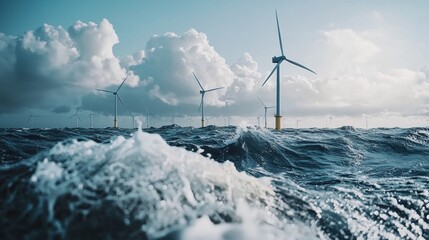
(275, 115, 282, 130)
(201, 119, 205, 128)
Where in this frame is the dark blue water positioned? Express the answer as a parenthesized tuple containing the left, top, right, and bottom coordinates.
(1, 125, 428, 239)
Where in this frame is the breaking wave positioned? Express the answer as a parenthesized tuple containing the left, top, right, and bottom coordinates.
(0, 125, 428, 239)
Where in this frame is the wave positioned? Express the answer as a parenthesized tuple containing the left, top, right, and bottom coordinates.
(1, 126, 429, 239)
(0, 127, 323, 239)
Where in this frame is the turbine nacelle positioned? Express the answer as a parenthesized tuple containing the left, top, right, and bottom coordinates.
(272, 56, 286, 63)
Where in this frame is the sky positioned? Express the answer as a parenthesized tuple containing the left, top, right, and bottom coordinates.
(1, 0, 429, 128)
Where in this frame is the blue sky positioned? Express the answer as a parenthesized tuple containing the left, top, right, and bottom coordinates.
(1, 0, 429, 128)
(3, 0, 427, 68)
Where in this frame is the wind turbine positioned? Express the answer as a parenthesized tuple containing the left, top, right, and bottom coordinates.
(27, 111, 40, 128)
(258, 97, 275, 128)
(296, 119, 301, 129)
(224, 99, 233, 126)
(169, 114, 180, 125)
(144, 103, 151, 128)
(193, 72, 224, 128)
(69, 107, 81, 128)
(130, 113, 136, 129)
(262, 10, 317, 130)
(205, 116, 214, 126)
(329, 116, 333, 128)
(95, 76, 129, 128)
(89, 113, 102, 128)
(257, 116, 261, 128)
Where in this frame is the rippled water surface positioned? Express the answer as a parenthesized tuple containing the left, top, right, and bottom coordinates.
(1, 125, 428, 239)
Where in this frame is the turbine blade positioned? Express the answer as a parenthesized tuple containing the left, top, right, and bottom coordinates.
(285, 58, 317, 75)
(262, 61, 282, 86)
(193, 72, 205, 91)
(68, 114, 76, 119)
(276, 10, 284, 56)
(267, 106, 275, 109)
(95, 89, 114, 94)
(257, 96, 266, 107)
(116, 76, 129, 92)
(205, 87, 224, 92)
(117, 94, 130, 115)
(77, 115, 81, 121)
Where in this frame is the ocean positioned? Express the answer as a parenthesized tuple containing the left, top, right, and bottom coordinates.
(0, 125, 428, 239)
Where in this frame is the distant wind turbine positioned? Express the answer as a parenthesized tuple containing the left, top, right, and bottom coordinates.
(95, 76, 129, 128)
(169, 114, 181, 125)
(69, 107, 81, 128)
(224, 99, 233, 126)
(258, 97, 275, 128)
(27, 111, 40, 128)
(193, 72, 224, 128)
(144, 103, 152, 128)
(296, 119, 301, 129)
(130, 113, 136, 129)
(262, 10, 317, 130)
(257, 116, 261, 128)
(329, 116, 333, 128)
(89, 113, 102, 128)
(205, 116, 213, 126)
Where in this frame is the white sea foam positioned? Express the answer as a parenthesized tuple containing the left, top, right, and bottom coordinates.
(30, 127, 322, 239)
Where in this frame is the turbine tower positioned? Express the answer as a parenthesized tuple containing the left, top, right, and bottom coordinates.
(27, 111, 40, 128)
(95, 76, 129, 128)
(258, 97, 274, 128)
(262, 10, 317, 130)
(69, 107, 81, 128)
(193, 72, 224, 128)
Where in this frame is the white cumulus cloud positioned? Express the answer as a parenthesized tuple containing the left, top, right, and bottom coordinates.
(130, 29, 235, 106)
(0, 19, 137, 113)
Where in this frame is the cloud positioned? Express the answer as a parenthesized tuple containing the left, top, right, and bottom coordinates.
(320, 29, 380, 66)
(0, 19, 138, 113)
(252, 28, 429, 117)
(130, 29, 235, 106)
(4, 20, 429, 124)
(82, 29, 267, 118)
(52, 105, 71, 114)
(280, 65, 429, 116)
(84, 27, 429, 120)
